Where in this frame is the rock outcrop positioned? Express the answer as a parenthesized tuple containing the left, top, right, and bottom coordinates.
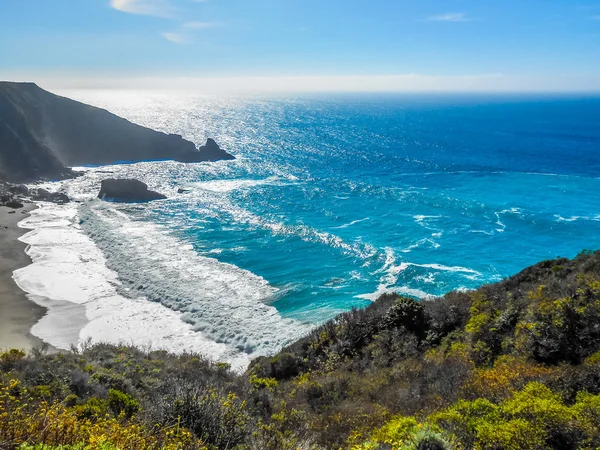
(188, 138, 236, 162)
(0, 181, 71, 207)
(31, 188, 70, 204)
(98, 179, 167, 203)
(0, 82, 235, 182)
(4, 199, 24, 209)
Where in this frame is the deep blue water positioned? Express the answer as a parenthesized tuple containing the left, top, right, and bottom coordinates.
(66, 92, 600, 330)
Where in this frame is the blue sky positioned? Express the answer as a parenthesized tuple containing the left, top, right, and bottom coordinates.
(1, 0, 600, 91)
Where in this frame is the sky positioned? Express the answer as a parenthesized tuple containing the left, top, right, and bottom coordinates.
(1, 0, 600, 92)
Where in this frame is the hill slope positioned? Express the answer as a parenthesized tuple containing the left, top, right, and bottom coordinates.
(1, 251, 600, 449)
(0, 82, 233, 181)
(249, 250, 600, 448)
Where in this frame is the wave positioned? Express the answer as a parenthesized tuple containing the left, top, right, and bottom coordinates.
(59, 165, 376, 264)
(400, 234, 443, 253)
(332, 217, 370, 229)
(413, 215, 442, 227)
(494, 207, 524, 232)
(79, 202, 312, 359)
(178, 190, 378, 260)
(406, 262, 481, 276)
(15, 200, 312, 371)
(356, 285, 431, 302)
(554, 214, 600, 223)
(357, 247, 482, 302)
(469, 229, 494, 236)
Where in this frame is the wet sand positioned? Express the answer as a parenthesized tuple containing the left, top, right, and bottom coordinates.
(0, 203, 47, 351)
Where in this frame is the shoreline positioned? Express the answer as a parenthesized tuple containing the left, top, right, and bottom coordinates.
(0, 203, 48, 351)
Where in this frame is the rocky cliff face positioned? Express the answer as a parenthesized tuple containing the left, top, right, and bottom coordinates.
(0, 82, 234, 182)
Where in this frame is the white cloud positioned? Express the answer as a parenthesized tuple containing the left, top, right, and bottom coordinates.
(110, 1, 220, 42)
(428, 13, 470, 22)
(163, 20, 220, 43)
(162, 32, 191, 43)
(110, 0, 176, 18)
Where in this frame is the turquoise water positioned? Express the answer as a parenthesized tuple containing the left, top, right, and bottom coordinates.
(62, 92, 600, 350)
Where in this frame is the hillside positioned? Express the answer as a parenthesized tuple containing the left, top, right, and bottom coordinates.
(0, 82, 233, 182)
(1, 250, 600, 449)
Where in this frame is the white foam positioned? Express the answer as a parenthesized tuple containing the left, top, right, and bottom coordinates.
(407, 262, 481, 276)
(400, 235, 442, 253)
(199, 196, 377, 260)
(332, 217, 370, 229)
(356, 247, 480, 302)
(469, 229, 494, 236)
(15, 200, 312, 372)
(193, 176, 286, 193)
(356, 285, 432, 302)
(357, 248, 417, 301)
(413, 215, 442, 227)
(494, 208, 523, 232)
(554, 214, 600, 223)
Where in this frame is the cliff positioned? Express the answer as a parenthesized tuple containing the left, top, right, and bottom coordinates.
(0, 82, 234, 182)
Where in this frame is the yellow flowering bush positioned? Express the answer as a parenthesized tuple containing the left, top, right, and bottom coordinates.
(353, 382, 600, 450)
(465, 356, 554, 401)
(0, 379, 201, 450)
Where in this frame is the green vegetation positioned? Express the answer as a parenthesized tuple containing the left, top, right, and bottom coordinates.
(1, 250, 600, 449)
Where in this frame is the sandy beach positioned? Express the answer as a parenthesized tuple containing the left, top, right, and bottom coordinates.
(0, 203, 47, 351)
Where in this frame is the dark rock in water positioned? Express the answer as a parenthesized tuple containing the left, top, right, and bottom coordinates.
(8, 184, 29, 196)
(180, 138, 235, 162)
(31, 188, 70, 204)
(177, 188, 191, 194)
(0, 82, 233, 182)
(5, 199, 24, 209)
(98, 179, 167, 203)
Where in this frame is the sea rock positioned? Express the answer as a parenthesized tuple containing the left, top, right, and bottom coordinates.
(179, 138, 235, 162)
(5, 199, 24, 209)
(31, 188, 70, 204)
(98, 179, 167, 203)
(177, 188, 191, 194)
(8, 184, 30, 196)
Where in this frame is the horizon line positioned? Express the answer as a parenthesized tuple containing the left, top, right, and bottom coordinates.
(2, 73, 600, 94)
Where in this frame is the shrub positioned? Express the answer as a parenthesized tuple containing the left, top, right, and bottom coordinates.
(464, 356, 554, 401)
(521, 276, 600, 365)
(405, 427, 453, 450)
(150, 382, 251, 449)
(0, 349, 26, 372)
(4, 252, 600, 450)
(383, 297, 428, 340)
(0, 379, 198, 449)
(107, 389, 139, 419)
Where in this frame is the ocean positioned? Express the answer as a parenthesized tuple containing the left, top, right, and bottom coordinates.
(13, 92, 600, 370)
